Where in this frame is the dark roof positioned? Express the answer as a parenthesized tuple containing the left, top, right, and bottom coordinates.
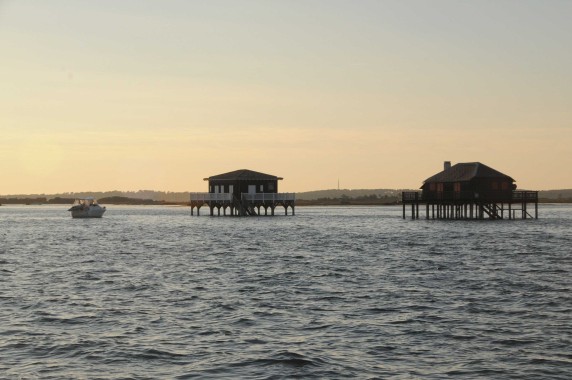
(423, 162, 515, 183)
(204, 169, 283, 181)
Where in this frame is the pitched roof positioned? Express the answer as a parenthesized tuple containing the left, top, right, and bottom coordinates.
(423, 162, 515, 183)
(204, 169, 283, 181)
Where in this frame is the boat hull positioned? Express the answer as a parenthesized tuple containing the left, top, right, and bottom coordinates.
(69, 206, 106, 218)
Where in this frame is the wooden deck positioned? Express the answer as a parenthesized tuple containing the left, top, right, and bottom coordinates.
(190, 192, 295, 216)
(401, 191, 538, 220)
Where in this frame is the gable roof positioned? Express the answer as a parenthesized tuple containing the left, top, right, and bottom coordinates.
(204, 169, 283, 181)
(423, 162, 515, 183)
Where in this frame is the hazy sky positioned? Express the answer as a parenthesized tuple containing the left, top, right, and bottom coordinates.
(1, 0, 571, 194)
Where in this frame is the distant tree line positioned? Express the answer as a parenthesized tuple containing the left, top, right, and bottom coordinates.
(0, 196, 184, 205)
(97, 196, 169, 205)
(296, 189, 403, 200)
(0, 197, 74, 205)
(2, 188, 571, 205)
(1, 190, 191, 203)
(296, 193, 400, 206)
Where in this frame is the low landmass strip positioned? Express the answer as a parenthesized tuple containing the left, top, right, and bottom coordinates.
(1, 189, 571, 206)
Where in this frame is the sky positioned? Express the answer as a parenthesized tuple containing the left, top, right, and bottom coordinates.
(1, 0, 571, 194)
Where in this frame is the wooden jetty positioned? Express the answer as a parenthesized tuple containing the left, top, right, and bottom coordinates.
(190, 169, 295, 216)
(402, 162, 538, 220)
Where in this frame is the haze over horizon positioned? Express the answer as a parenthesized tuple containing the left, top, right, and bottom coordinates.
(2, 1, 571, 194)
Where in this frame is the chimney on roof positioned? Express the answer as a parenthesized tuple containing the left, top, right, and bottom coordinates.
(444, 161, 451, 171)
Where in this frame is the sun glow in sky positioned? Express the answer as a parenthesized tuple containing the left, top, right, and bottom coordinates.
(1, 0, 571, 194)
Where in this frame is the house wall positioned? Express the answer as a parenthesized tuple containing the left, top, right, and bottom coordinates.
(208, 179, 279, 198)
(422, 179, 514, 201)
(472, 179, 513, 201)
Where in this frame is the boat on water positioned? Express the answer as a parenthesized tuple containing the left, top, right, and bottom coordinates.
(68, 197, 106, 218)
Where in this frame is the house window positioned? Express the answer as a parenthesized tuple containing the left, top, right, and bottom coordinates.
(260, 185, 264, 192)
(268, 183, 275, 191)
(501, 182, 509, 190)
(429, 183, 435, 191)
(454, 182, 461, 192)
(437, 183, 444, 192)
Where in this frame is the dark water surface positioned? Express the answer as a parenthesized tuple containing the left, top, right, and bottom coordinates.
(1, 204, 571, 379)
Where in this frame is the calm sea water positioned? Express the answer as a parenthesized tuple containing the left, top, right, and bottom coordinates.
(1, 204, 571, 379)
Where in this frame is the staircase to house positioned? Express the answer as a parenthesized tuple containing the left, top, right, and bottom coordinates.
(232, 196, 258, 216)
(245, 204, 257, 216)
(482, 203, 502, 219)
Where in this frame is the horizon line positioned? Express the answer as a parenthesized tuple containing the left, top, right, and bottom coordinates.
(2, 187, 572, 198)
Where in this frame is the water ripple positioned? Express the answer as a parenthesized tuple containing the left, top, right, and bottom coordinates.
(1, 204, 571, 378)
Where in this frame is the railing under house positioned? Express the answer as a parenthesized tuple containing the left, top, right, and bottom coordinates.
(241, 193, 296, 202)
(190, 192, 296, 203)
(190, 193, 233, 202)
(402, 191, 538, 203)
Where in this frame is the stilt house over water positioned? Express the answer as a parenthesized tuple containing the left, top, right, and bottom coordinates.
(402, 162, 538, 220)
(190, 169, 295, 216)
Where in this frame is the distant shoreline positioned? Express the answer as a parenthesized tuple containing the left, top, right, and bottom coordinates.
(1, 197, 570, 206)
(2, 188, 572, 205)
(0, 196, 185, 206)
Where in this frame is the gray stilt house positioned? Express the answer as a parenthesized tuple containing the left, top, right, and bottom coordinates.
(402, 162, 538, 219)
(190, 169, 295, 216)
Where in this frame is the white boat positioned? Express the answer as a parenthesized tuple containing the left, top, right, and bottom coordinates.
(68, 197, 106, 218)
